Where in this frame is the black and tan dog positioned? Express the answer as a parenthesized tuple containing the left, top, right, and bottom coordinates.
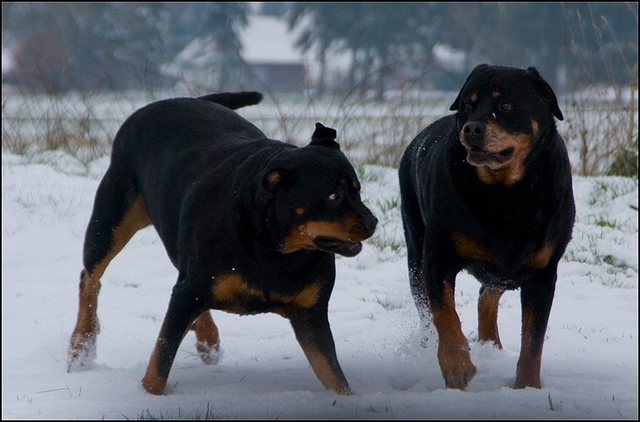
(68, 92, 377, 395)
(399, 64, 575, 389)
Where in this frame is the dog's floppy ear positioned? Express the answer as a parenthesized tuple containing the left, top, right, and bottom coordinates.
(310, 122, 340, 150)
(450, 63, 491, 111)
(263, 169, 294, 191)
(526, 67, 564, 121)
(255, 168, 295, 206)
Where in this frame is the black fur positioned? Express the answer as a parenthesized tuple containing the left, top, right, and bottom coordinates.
(70, 92, 377, 395)
(399, 64, 575, 389)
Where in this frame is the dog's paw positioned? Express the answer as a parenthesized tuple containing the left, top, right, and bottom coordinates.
(442, 360, 477, 390)
(438, 344, 477, 390)
(67, 335, 97, 372)
(196, 340, 220, 365)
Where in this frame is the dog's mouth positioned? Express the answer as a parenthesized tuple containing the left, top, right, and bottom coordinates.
(313, 236, 363, 257)
(466, 146, 514, 167)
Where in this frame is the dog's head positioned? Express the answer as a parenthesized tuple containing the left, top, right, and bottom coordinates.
(450, 64, 563, 183)
(254, 123, 377, 257)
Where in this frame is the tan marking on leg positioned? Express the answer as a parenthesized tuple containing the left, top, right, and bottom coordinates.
(527, 241, 555, 269)
(142, 314, 193, 395)
(270, 282, 323, 314)
(67, 270, 101, 369)
(89, 196, 151, 278)
(69, 197, 151, 368)
(191, 311, 220, 364)
(72, 270, 102, 340)
(514, 308, 542, 388)
(142, 338, 168, 395)
(478, 288, 504, 348)
(431, 281, 477, 389)
(453, 233, 497, 264)
(299, 343, 352, 395)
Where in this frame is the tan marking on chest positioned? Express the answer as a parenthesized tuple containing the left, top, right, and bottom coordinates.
(211, 274, 263, 314)
(291, 283, 322, 308)
(211, 274, 321, 313)
(266, 282, 323, 310)
(527, 242, 555, 269)
(453, 233, 497, 264)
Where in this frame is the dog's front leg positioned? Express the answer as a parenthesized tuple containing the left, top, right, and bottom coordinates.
(425, 261, 476, 390)
(514, 267, 558, 389)
(142, 282, 203, 395)
(289, 308, 352, 395)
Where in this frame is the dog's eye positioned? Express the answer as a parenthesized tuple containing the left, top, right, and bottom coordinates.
(464, 103, 473, 112)
(328, 191, 342, 202)
(499, 102, 513, 112)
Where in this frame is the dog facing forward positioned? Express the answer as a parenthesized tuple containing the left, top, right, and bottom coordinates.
(68, 92, 378, 395)
(399, 64, 575, 389)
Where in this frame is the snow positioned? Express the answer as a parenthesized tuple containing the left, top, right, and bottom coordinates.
(2, 149, 638, 419)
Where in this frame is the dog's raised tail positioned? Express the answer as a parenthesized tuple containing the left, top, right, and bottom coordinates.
(198, 92, 263, 110)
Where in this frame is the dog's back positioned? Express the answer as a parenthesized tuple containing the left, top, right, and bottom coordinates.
(112, 92, 266, 162)
(97, 92, 272, 264)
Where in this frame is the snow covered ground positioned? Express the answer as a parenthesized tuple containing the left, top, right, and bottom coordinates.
(2, 149, 638, 419)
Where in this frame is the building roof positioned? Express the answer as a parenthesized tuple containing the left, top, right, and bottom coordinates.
(240, 15, 303, 64)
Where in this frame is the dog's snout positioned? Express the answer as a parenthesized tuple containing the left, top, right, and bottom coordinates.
(363, 214, 378, 233)
(462, 122, 485, 147)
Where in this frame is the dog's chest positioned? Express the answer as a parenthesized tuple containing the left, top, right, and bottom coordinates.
(453, 232, 555, 288)
(210, 273, 321, 315)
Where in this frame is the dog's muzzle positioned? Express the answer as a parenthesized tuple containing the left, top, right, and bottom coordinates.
(460, 121, 514, 168)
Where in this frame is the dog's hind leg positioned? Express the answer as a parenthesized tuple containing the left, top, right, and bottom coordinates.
(68, 167, 151, 371)
(477, 286, 505, 348)
(399, 176, 432, 344)
(191, 311, 220, 364)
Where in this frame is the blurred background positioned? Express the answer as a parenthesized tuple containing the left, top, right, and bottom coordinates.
(2, 2, 638, 176)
